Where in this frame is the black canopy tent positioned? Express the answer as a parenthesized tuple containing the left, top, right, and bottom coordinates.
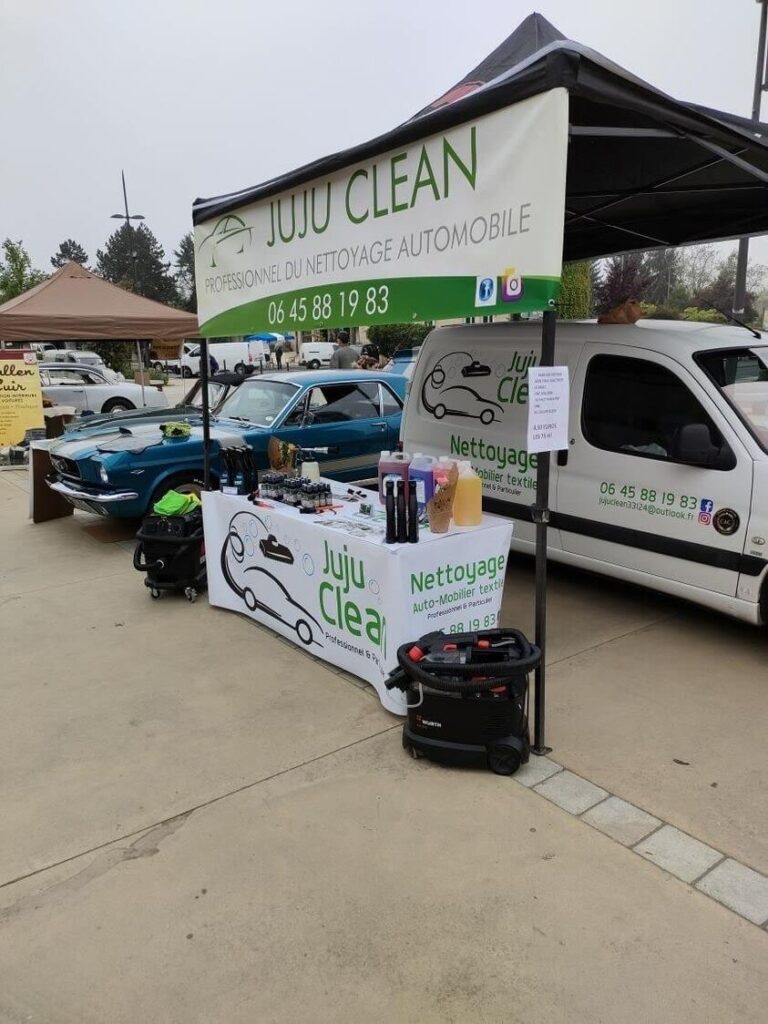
(192, 13, 768, 751)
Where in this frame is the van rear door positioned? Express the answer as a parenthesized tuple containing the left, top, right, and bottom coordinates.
(556, 345, 753, 597)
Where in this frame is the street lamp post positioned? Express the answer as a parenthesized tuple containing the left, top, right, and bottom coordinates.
(733, 0, 768, 318)
(110, 171, 147, 404)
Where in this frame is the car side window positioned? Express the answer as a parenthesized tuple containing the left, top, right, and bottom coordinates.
(283, 394, 308, 426)
(582, 354, 727, 463)
(306, 383, 381, 424)
(46, 369, 85, 386)
(380, 384, 402, 416)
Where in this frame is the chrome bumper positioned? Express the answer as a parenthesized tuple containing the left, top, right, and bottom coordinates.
(47, 479, 139, 503)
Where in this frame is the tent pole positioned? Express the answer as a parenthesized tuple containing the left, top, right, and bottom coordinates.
(135, 340, 146, 408)
(531, 309, 556, 756)
(200, 337, 211, 491)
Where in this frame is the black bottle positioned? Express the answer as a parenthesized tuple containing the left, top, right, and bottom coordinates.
(385, 480, 396, 544)
(396, 480, 407, 543)
(408, 482, 419, 543)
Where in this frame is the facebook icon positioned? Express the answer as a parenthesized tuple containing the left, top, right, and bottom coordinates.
(700, 498, 714, 514)
(475, 275, 497, 306)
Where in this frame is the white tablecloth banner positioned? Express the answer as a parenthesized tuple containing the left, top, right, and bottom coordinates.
(203, 491, 513, 714)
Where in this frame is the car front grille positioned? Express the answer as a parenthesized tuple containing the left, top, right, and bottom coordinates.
(51, 455, 81, 479)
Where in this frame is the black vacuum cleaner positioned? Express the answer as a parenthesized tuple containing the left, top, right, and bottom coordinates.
(386, 628, 540, 776)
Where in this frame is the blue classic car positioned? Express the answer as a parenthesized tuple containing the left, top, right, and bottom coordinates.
(47, 370, 406, 518)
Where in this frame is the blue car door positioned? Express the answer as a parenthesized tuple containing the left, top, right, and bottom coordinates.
(273, 380, 388, 480)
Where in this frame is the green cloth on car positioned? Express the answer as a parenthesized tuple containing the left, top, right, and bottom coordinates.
(160, 421, 191, 438)
(153, 489, 201, 516)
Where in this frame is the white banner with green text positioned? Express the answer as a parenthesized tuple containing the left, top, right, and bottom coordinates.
(194, 88, 568, 335)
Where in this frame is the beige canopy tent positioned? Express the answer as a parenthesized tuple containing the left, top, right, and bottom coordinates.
(0, 262, 197, 342)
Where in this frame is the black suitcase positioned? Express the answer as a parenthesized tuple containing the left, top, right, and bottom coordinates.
(133, 508, 207, 601)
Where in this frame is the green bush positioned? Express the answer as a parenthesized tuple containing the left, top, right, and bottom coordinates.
(366, 322, 432, 357)
(644, 305, 681, 320)
(681, 307, 727, 324)
(90, 341, 134, 376)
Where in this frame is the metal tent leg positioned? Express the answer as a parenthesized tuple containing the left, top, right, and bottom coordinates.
(532, 309, 556, 756)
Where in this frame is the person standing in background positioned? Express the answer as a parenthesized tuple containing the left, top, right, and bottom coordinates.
(329, 330, 360, 369)
(274, 340, 284, 369)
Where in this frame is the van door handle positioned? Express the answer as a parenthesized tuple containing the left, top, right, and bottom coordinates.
(372, 421, 387, 431)
(557, 449, 568, 467)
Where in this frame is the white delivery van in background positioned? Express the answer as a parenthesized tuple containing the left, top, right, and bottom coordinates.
(183, 339, 269, 377)
(298, 341, 336, 369)
(402, 320, 768, 624)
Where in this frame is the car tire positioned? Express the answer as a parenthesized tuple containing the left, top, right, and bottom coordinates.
(480, 408, 495, 425)
(243, 587, 258, 612)
(152, 361, 163, 371)
(234, 362, 247, 378)
(308, 359, 321, 370)
(433, 403, 446, 419)
(102, 398, 136, 413)
(181, 366, 193, 378)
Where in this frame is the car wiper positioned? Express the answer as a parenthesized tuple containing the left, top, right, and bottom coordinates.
(226, 415, 256, 424)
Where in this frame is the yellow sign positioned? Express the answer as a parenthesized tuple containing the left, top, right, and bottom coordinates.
(0, 350, 44, 447)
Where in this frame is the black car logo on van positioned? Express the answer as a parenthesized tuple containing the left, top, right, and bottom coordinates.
(421, 351, 503, 426)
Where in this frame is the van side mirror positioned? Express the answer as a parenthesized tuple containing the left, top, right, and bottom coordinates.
(673, 423, 732, 469)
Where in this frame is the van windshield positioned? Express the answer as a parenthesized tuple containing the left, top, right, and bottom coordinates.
(698, 347, 768, 449)
(217, 379, 298, 426)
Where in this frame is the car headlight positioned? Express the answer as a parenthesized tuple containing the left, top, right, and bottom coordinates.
(99, 464, 109, 484)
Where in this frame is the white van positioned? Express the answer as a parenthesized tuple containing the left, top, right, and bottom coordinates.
(298, 341, 336, 369)
(183, 339, 269, 378)
(403, 320, 768, 625)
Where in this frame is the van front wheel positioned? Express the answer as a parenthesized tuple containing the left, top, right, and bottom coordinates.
(308, 359, 321, 370)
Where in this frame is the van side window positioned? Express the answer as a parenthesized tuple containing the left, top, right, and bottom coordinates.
(582, 355, 727, 463)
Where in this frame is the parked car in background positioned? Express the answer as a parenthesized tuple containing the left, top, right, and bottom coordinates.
(383, 345, 423, 380)
(61, 371, 244, 438)
(47, 370, 407, 518)
(298, 341, 336, 369)
(40, 363, 169, 415)
(42, 348, 124, 381)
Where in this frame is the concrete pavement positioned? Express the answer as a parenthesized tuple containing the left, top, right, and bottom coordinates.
(1, 469, 767, 1022)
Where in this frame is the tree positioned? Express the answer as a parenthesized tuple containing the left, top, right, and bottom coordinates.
(51, 239, 89, 269)
(593, 253, 652, 313)
(366, 322, 432, 357)
(557, 261, 592, 319)
(679, 244, 717, 297)
(694, 252, 758, 321)
(174, 232, 196, 312)
(644, 249, 682, 307)
(96, 223, 178, 305)
(0, 239, 47, 302)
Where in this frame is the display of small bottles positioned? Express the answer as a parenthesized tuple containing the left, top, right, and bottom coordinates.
(259, 473, 332, 510)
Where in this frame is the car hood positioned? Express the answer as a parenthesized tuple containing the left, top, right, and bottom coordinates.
(51, 418, 254, 462)
(62, 405, 203, 438)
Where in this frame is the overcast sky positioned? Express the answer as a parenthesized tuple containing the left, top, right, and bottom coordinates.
(2, 0, 767, 273)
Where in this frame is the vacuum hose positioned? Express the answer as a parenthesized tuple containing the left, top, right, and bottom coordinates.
(388, 628, 540, 694)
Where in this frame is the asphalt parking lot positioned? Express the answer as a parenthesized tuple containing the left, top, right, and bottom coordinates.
(1, 466, 767, 1023)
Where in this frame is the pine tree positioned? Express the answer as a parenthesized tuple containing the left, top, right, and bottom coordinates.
(51, 239, 89, 269)
(96, 223, 178, 305)
(644, 249, 681, 306)
(174, 232, 196, 312)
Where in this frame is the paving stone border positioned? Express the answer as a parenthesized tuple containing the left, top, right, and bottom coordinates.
(514, 756, 768, 930)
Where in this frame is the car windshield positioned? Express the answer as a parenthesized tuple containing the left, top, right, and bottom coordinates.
(698, 347, 768, 449)
(217, 379, 297, 426)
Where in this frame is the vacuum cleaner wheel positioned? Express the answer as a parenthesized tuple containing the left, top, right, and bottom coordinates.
(487, 736, 527, 776)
